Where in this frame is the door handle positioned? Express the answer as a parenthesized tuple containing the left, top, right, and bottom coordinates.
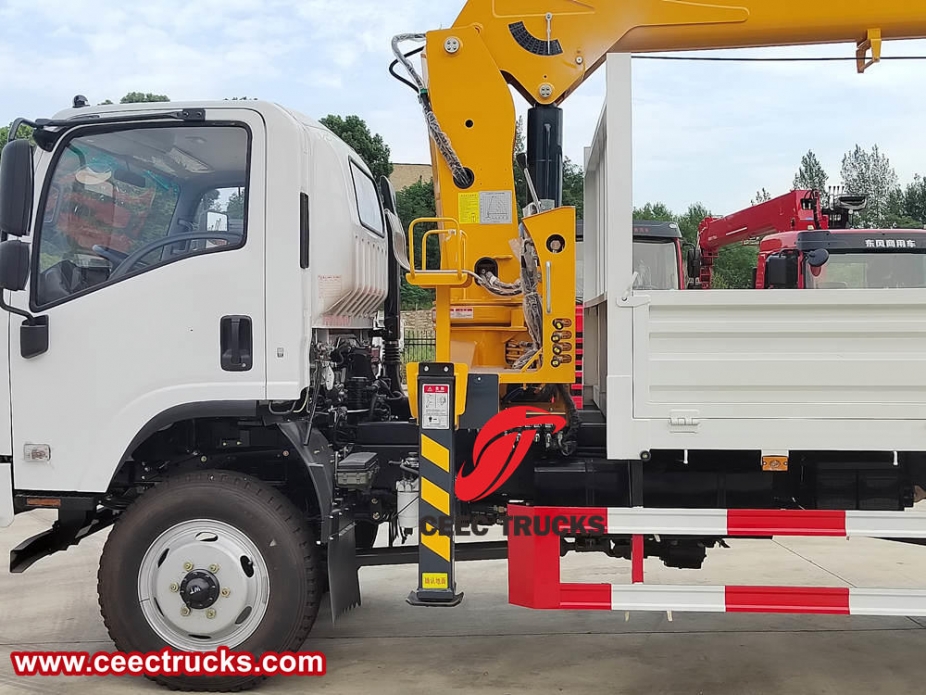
(221, 315, 252, 372)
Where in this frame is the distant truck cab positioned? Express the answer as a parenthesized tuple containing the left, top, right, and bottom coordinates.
(573, 218, 684, 406)
(576, 218, 685, 301)
(759, 229, 926, 289)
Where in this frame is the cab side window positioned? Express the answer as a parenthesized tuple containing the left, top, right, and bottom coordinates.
(350, 161, 384, 236)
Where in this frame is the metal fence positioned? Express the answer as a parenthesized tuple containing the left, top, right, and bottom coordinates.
(401, 330, 436, 383)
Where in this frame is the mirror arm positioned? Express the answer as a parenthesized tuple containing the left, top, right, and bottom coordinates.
(7, 118, 37, 145)
(0, 292, 37, 323)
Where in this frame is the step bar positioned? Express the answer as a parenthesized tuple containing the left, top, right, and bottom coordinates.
(507, 504, 926, 615)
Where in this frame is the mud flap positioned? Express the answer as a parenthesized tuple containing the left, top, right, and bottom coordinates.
(327, 508, 361, 621)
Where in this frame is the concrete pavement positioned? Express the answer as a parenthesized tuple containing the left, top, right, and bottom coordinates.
(2, 509, 926, 693)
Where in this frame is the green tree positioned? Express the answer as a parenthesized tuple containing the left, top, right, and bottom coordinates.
(120, 92, 170, 104)
(562, 157, 584, 219)
(676, 202, 712, 245)
(840, 144, 899, 227)
(793, 150, 829, 192)
(227, 191, 245, 219)
(395, 179, 438, 309)
(0, 122, 35, 166)
(713, 244, 759, 289)
(0, 122, 33, 147)
(751, 188, 772, 205)
(319, 114, 393, 181)
(884, 188, 921, 229)
(884, 174, 926, 229)
(634, 202, 675, 223)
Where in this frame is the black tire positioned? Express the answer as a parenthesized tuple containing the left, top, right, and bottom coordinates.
(355, 520, 379, 550)
(98, 469, 322, 692)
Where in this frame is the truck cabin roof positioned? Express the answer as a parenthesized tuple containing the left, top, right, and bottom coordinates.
(759, 229, 926, 254)
(576, 219, 682, 242)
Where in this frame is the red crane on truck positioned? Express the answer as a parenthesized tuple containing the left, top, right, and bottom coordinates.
(690, 189, 926, 290)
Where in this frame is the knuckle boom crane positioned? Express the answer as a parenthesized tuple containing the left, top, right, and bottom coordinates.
(395, 0, 926, 397)
(391, 0, 926, 614)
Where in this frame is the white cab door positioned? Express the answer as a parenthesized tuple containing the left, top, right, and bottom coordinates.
(9, 109, 266, 493)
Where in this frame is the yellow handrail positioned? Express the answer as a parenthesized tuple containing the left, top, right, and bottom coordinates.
(407, 217, 467, 282)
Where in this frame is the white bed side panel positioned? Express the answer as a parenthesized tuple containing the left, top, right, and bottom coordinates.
(608, 289, 926, 458)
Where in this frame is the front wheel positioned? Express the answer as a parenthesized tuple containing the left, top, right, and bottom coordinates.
(98, 469, 322, 692)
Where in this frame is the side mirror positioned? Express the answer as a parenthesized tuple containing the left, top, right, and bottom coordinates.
(386, 210, 411, 272)
(765, 255, 791, 287)
(0, 239, 30, 291)
(0, 139, 34, 238)
(686, 246, 702, 280)
(806, 248, 830, 268)
(205, 211, 229, 232)
(379, 176, 411, 273)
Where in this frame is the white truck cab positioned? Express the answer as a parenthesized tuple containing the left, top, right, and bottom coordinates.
(0, 98, 410, 691)
(4, 99, 390, 491)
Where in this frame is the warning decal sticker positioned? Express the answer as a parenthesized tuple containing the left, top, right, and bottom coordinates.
(458, 191, 513, 226)
(422, 384, 451, 430)
(422, 573, 449, 589)
(459, 192, 480, 224)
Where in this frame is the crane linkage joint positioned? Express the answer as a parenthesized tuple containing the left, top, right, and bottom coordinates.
(856, 28, 882, 74)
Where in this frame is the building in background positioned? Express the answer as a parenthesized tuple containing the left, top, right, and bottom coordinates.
(389, 163, 432, 191)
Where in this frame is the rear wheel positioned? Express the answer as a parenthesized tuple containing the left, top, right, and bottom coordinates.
(98, 469, 322, 692)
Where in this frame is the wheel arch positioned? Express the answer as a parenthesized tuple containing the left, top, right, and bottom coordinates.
(110, 401, 334, 538)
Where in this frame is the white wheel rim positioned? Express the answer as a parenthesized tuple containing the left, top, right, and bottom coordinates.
(137, 519, 271, 651)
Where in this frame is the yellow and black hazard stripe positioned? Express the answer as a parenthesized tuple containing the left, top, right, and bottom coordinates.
(416, 430, 454, 594)
(409, 366, 462, 605)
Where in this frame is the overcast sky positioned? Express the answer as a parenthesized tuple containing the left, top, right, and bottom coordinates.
(2, 0, 925, 215)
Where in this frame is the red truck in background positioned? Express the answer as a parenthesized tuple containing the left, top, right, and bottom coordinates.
(690, 189, 926, 290)
(573, 219, 685, 407)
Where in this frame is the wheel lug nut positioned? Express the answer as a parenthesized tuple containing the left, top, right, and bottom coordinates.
(209, 564, 219, 573)
(206, 609, 216, 619)
(183, 562, 193, 571)
(169, 583, 179, 593)
(221, 588, 231, 598)
(180, 606, 190, 617)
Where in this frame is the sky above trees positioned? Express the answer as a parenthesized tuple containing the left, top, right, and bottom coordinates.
(1, 0, 925, 214)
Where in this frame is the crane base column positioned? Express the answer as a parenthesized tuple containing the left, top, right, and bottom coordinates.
(407, 363, 464, 607)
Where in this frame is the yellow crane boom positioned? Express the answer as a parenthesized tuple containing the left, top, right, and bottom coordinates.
(453, 1, 926, 104)
(399, 0, 926, 411)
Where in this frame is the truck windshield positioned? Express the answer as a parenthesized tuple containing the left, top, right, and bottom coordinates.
(805, 252, 926, 289)
(632, 239, 679, 290)
(34, 125, 249, 307)
(574, 238, 680, 300)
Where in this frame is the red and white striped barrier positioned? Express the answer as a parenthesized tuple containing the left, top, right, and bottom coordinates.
(598, 586, 926, 615)
(605, 507, 926, 538)
(506, 504, 926, 615)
